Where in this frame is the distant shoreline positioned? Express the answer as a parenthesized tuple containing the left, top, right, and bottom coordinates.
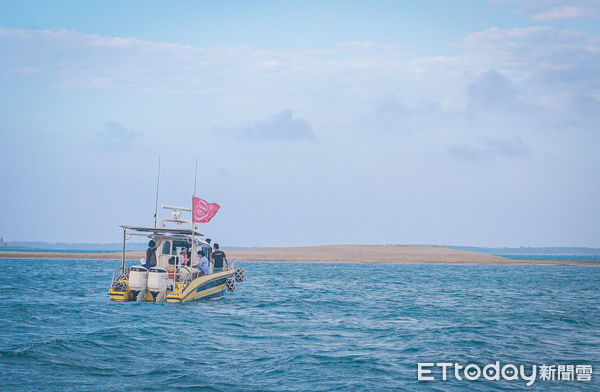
(1, 245, 598, 265)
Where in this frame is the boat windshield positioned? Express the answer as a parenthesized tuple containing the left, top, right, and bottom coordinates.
(162, 241, 171, 255)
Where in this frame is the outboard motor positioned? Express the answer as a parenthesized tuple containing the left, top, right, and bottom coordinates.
(147, 268, 169, 301)
(129, 266, 148, 301)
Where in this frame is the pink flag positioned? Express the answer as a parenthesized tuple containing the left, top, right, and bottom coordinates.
(192, 196, 221, 223)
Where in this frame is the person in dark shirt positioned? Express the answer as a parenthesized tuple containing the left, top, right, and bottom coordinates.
(144, 238, 163, 269)
(211, 243, 228, 272)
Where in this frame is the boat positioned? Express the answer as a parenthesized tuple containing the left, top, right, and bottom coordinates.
(109, 204, 244, 303)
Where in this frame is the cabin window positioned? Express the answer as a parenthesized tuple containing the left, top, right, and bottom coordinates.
(162, 240, 171, 255)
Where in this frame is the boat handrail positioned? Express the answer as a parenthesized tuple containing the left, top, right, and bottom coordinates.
(110, 266, 128, 288)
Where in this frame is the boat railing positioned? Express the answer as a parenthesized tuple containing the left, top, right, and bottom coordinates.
(110, 266, 128, 288)
(172, 265, 193, 286)
(110, 261, 229, 291)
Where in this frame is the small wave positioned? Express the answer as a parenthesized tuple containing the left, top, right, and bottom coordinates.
(0, 260, 598, 391)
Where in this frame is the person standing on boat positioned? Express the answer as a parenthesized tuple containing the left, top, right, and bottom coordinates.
(178, 248, 189, 267)
(211, 243, 229, 272)
(193, 250, 210, 276)
(144, 238, 162, 269)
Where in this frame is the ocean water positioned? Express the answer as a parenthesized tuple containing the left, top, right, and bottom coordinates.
(494, 254, 600, 262)
(0, 248, 120, 253)
(0, 259, 598, 391)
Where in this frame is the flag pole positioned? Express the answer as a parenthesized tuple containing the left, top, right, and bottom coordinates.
(154, 158, 161, 228)
(193, 156, 198, 197)
(192, 157, 198, 271)
(121, 227, 127, 272)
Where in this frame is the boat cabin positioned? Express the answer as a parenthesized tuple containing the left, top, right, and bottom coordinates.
(120, 204, 212, 270)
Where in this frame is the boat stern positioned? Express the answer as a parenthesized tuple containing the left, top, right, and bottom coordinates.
(166, 282, 186, 303)
(109, 280, 133, 302)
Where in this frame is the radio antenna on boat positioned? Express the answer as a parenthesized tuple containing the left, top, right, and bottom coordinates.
(154, 157, 161, 228)
(193, 156, 198, 196)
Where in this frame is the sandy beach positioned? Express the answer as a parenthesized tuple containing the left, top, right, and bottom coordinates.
(0, 245, 597, 265)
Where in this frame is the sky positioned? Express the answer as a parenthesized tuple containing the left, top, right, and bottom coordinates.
(1, 0, 599, 247)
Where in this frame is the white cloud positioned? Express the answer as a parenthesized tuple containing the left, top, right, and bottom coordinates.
(1, 25, 599, 136)
(448, 136, 533, 162)
(93, 121, 139, 152)
(2, 22, 600, 246)
(460, 26, 585, 51)
(494, 0, 600, 20)
(459, 26, 600, 121)
(0, 27, 411, 94)
(532, 6, 596, 20)
(467, 70, 518, 110)
(214, 110, 315, 141)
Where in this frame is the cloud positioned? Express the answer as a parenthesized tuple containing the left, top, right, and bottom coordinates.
(572, 94, 600, 116)
(532, 6, 596, 20)
(561, 95, 600, 132)
(448, 136, 532, 162)
(373, 95, 408, 117)
(458, 26, 600, 128)
(494, 1, 600, 20)
(93, 121, 138, 151)
(460, 26, 585, 51)
(370, 95, 409, 131)
(214, 110, 315, 141)
(0, 27, 411, 96)
(467, 70, 517, 110)
(2, 25, 599, 138)
(338, 41, 401, 50)
(217, 167, 230, 178)
(358, 94, 446, 133)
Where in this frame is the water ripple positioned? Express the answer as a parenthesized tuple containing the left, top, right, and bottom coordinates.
(0, 260, 598, 391)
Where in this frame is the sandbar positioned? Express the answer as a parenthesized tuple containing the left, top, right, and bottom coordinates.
(0, 245, 597, 265)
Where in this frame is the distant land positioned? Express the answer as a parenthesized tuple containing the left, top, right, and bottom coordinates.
(1, 239, 599, 265)
(0, 238, 598, 258)
(0, 245, 599, 265)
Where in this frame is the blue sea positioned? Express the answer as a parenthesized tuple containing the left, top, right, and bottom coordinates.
(0, 259, 598, 391)
(494, 254, 600, 262)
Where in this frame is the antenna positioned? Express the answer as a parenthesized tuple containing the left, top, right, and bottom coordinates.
(193, 156, 198, 196)
(154, 158, 161, 228)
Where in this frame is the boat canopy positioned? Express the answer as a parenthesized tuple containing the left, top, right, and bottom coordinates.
(120, 225, 204, 237)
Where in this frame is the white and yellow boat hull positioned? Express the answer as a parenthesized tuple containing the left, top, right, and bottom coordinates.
(109, 267, 239, 303)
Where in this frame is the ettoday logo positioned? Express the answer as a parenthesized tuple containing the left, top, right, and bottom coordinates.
(418, 362, 593, 386)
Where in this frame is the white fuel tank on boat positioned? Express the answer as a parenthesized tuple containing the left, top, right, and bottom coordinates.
(128, 266, 148, 291)
(147, 268, 169, 292)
